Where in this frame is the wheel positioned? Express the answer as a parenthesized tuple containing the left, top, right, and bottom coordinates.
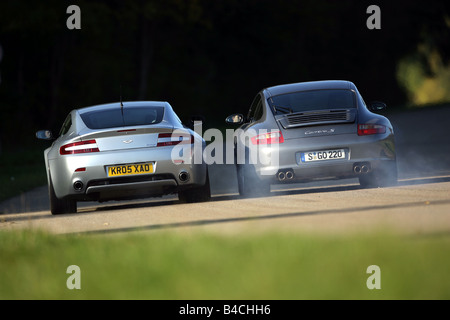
(178, 170, 211, 203)
(236, 164, 270, 197)
(49, 176, 77, 215)
(359, 160, 398, 188)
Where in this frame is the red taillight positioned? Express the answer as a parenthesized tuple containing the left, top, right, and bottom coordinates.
(357, 124, 386, 136)
(251, 131, 284, 145)
(156, 133, 194, 147)
(60, 140, 99, 155)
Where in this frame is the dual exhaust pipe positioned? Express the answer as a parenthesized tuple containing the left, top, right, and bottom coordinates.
(276, 162, 371, 182)
(353, 162, 371, 174)
(277, 170, 294, 182)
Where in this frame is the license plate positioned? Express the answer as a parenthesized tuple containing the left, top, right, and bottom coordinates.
(107, 162, 154, 177)
(301, 149, 346, 162)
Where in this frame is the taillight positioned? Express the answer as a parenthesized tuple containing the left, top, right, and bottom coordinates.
(251, 131, 284, 145)
(357, 124, 386, 136)
(157, 133, 194, 147)
(60, 140, 99, 155)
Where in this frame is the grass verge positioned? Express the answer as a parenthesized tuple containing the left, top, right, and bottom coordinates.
(0, 230, 449, 299)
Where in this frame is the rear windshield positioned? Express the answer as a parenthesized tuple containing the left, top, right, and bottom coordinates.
(80, 106, 164, 129)
(268, 89, 356, 114)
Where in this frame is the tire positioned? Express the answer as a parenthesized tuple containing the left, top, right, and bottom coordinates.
(359, 160, 398, 188)
(49, 176, 77, 215)
(178, 170, 211, 203)
(236, 164, 270, 198)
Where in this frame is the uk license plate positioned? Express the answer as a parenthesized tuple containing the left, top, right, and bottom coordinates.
(107, 162, 154, 177)
(301, 149, 346, 162)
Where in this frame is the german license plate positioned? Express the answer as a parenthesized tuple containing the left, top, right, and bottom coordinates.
(107, 162, 154, 177)
(301, 149, 346, 162)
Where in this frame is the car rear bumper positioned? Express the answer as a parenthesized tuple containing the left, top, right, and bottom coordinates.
(84, 178, 178, 201)
(49, 146, 207, 200)
(252, 132, 396, 182)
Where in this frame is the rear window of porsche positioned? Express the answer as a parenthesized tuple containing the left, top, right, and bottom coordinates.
(80, 106, 164, 129)
(269, 89, 356, 114)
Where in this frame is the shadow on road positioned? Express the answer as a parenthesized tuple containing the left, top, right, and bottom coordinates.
(2, 175, 450, 226)
(75, 198, 450, 236)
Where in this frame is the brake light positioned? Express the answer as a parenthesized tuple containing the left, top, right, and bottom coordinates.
(60, 140, 99, 155)
(251, 131, 284, 145)
(157, 133, 194, 147)
(358, 124, 386, 136)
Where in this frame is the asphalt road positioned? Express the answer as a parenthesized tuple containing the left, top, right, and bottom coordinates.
(1, 106, 450, 236)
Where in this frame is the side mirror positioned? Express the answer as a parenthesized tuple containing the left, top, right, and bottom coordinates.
(369, 101, 387, 112)
(225, 114, 244, 125)
(36, 130, 54, 140)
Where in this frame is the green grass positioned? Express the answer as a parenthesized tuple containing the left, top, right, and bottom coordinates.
(0, 230, 449, 299)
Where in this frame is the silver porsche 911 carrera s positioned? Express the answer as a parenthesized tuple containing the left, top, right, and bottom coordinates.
(226, 80, 397, 197)
(37, 101, 210, 215)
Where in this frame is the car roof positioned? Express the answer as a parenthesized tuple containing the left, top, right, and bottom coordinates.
(76, 101, 168, 114)
(264, 80, 355, 97)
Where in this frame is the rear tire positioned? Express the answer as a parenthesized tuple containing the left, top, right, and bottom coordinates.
(359, 160, 398, 188)
(178, 170, 211, 203)
(236, 164, 270, 198)
(49, 177, 77, 215)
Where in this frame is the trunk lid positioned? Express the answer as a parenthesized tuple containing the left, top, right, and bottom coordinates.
(78, 125, 174, 152)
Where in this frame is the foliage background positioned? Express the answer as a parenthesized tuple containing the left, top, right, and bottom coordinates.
(0, 0, 449, 149)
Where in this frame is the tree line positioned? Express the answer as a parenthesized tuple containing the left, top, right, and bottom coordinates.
(0, 0, 448, 148)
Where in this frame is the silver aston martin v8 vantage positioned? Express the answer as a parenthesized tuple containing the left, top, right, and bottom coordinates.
(37, 101, 210, 215)
(226, 80, 397, 197)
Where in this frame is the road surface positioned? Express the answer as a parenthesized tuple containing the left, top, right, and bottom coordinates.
(1, 106, 450, 236)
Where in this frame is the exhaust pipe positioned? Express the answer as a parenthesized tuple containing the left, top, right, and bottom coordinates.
(285, 170, 294, 180)
(73, 181, 83, 191)
(353, 162, 371, 174)
(277, 170, 294, 181)
(179, 171, 190, 182)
